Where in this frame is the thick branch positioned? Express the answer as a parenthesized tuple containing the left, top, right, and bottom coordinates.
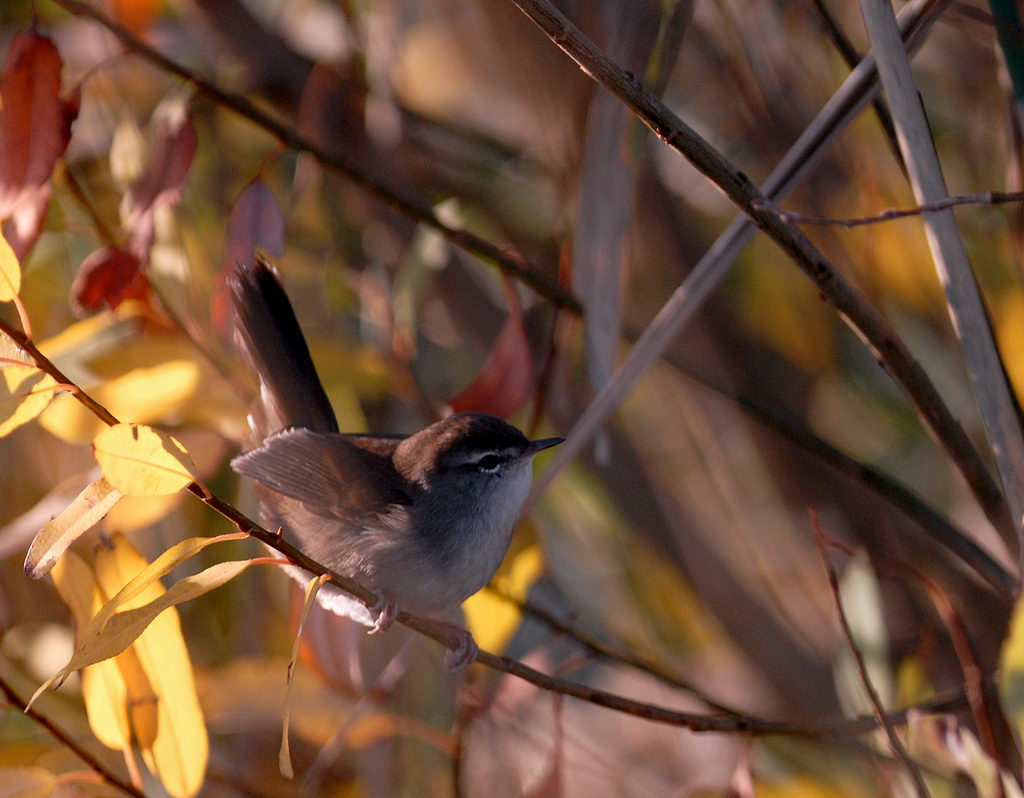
(507, 0, 1014, 552)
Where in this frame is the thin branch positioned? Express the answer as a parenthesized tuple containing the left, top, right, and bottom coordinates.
(50, 0, 581, 314)
(756, 190, 1024, 228)
(487, 586, 753, 717)
(510, 0, 1015, 552)
(0, 672, 143, 798)
(860, 0, 1024, 566)
(0, 313, 977, 738)
(810, 512, 932, 798)
(824, 535, 1017, 774)
(808, 0, 907, 175)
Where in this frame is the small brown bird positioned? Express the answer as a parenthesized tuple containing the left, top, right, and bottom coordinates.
(229, 259, 561, 669)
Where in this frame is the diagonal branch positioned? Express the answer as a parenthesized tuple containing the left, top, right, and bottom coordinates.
(50, 0, 580, 314)
(510, 0, 1015, 551)
(859, 0, 1024, 563)
(0, 314, 978, 738)
(0, 671, 143, 797)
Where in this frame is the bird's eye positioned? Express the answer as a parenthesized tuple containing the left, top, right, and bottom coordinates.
(477, 454, 502, 471)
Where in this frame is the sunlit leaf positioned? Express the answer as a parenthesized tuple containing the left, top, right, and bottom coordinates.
(39, 346, 245, 444)
(51, 551, 131, 750)
(93, 536, 208, 798)
(0, 232, 19, 301)
(0, 363, 58, 437)
(463, 542, 543, 653)
(48, 558, 255, 686)
(92, 422, 197, 496)
(84, 532, 247, 641)
(281, 573, 330, 779)
(24, 477, 122, 579)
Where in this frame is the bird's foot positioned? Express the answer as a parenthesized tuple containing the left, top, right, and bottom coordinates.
(415, 619, 478, 672)
(367, 590, 398, 634)
(443, 629, 479, 673)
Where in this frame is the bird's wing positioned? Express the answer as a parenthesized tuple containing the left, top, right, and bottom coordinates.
(231, 427, 412, 526)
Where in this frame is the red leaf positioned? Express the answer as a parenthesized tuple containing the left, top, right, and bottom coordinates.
(0, 30, 77, 253)
(71, 246, 149, 315)
(123, 99, 197, 258)
(212, 179, 285, 336)
(449, 274, 533, 418)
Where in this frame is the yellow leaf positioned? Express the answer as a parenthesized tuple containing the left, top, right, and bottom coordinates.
(42, 360, 201, 443)
(1001, 596, 1024, 729)
(0, 233, 20, 302)
(0, 364, 58, 437)
(280, 573, 330, 779)
(51, 552, 131, 751)
(24, 478, 122, 579)
(50, 558, 255, 686)
(93, 536, 208, 796)
(85, 533, 247, 643)
(92, 422, 197, 496)
(30, 533, 241, 701)
(463, 543, 543, 653)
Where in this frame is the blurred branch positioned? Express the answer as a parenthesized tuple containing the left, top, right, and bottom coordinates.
(670, 362, 1015, 599)
(512, 0, 1016, 553)
(50, 0, 581, 314)
(756, 190, 1024, 227)
(810, 513, 932, 798)
(488, 587, 757, 717)
(0, 671, 143, 798)
(0, 314, 980, 738)
(860, 0, 1024, 564)
(808, 0, 907, 175)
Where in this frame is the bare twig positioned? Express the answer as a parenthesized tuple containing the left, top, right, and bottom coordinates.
(756, 191, 1024, 228)
(810, 512, 932, 798)
(510, 0, 1014, 551)
(0, 672, 143, 798)
(0, 313, 977, 738)
(51, 0, 581, 314)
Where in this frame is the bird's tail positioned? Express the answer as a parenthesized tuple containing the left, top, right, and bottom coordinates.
(228, 258, 339, 436)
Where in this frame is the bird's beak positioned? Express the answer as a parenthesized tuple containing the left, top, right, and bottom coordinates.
(522, 437, 564, 459)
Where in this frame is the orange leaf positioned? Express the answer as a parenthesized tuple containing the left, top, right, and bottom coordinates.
(0, 30, 77, 257)
(71, 246, 149, 315)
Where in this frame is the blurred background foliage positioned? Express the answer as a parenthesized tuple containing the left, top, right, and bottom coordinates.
(3, 0, 1024, 795)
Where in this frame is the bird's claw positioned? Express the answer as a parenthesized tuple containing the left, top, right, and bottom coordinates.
(367, 590, 398, 634)
(443, 628, 479, 673)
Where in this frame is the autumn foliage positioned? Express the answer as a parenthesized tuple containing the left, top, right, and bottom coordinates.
(7, 2, 1024, 797)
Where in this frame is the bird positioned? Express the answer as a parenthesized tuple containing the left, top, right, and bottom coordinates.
(228, 258, 562, 670)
